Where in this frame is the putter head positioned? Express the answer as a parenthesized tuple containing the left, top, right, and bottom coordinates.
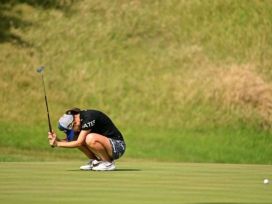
(36, 66, 45, 73)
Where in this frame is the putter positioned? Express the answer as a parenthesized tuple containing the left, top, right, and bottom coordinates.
(36, 66, 54, 148)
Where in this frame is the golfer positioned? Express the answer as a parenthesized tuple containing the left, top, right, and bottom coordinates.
(48, 108, 126, 171)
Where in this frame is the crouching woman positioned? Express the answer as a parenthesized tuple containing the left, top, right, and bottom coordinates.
(48, 108, 126, 171)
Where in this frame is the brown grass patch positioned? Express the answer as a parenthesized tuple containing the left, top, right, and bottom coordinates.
(216, 64, 272, 128)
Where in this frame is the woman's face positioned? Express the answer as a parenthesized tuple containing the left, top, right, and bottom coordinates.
(72, 114, 81, 132)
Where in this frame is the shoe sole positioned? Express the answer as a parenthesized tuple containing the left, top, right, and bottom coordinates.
(92, 166, 115, 171)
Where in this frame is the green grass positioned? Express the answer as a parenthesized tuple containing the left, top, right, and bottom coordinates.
(1, 0, 272, 127)
(1, 0, 272, 163)
(0, 160, 271, 204)
(1, 123, 272, 164)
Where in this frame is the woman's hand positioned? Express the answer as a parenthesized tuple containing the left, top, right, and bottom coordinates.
(48, 131, 58, 147)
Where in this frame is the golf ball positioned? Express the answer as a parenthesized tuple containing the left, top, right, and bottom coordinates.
(263, 179, 269, 184)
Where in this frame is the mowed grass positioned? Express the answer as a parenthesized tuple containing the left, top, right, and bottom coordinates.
(0, 160, 271, 204)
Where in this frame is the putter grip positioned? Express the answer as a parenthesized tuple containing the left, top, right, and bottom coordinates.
(47, 114, 54, 148)
(49, 131, 55, 148)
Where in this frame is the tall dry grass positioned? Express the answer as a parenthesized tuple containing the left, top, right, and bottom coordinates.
(1, 0, 272, 130)
(215, 65, 272, 129)
(1, 1, 272, 163)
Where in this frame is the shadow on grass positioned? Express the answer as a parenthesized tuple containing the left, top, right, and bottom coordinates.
(0, 0, 74, 45)
(195, 203, 270, 204)
(0, 12, 31, 45)
(67, 169, 142, 172)
(113, 168, 142, 172)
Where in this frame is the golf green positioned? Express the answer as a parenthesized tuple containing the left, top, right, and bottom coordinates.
(0, 160, 271, 204)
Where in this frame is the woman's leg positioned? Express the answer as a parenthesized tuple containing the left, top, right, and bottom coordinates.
(85, 133, 113, 162)
(78, 144, 100, 171)
(78, 144, 98, 160)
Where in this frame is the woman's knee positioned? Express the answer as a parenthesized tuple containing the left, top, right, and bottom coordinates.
(85, 133, 99, 148)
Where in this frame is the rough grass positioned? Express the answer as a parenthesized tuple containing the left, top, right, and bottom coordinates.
(1, 0, 272, 163)
(216, 65, 272, 128)
(1, 123, 272, 164)
(1, 0, 272, 127)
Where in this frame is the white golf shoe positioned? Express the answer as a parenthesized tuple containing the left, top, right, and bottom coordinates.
(92, 161, 116, 171)
(80, 160, 99, 170)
